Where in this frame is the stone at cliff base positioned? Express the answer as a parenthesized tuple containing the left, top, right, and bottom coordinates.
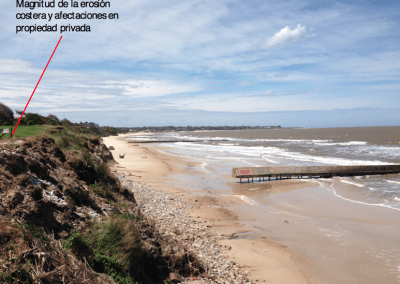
(168, 272, 184, 283)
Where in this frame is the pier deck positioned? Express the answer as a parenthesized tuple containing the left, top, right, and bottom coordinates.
(128, 139, 228, 143)
(232, 165, 400, 183)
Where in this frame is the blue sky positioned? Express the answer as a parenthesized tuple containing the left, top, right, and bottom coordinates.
(1, 0, 399, 127)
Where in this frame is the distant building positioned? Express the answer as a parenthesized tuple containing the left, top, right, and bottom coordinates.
(79, 121, 100, 130)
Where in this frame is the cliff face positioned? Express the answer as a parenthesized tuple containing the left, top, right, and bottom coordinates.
(0, 136, 119, 283)
(0, 136, 116, 235)
(0, 135, 202, 284)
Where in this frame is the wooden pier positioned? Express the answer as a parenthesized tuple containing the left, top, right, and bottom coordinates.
(128, 139, 229, 144)
(232, 165, 400, 183)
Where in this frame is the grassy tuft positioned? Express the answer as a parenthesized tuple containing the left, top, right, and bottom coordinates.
(91, 251, 134, 284)
(88, 216, 142, 269)
(0, 265, 33, 284)
(64, 232, 92, 258)
(63, 216, 142, 284)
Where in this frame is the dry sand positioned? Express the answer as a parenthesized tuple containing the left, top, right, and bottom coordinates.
(102, 133, 316, 284)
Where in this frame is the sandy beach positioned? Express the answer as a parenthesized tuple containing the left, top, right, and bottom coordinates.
(102, 133, 317, 284)
(103, 132, 400, 284)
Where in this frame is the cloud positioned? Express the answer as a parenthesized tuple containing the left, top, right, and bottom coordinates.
(0, 59, 202, 113)
(263, 24, 315, 48)
(235, 81, 257, 87)
(246, 90, 274, 97)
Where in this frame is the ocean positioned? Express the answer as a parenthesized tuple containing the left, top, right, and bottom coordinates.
(128, 126, 400, 210)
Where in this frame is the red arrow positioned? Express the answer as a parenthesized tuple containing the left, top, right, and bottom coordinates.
(12, 35, 63, 136)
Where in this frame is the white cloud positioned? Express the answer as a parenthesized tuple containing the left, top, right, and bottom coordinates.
(263, 24, 315, 48)
(0, 59, 202, 112)
(121, 80, 201, 98)
(235, 81, 257, 87)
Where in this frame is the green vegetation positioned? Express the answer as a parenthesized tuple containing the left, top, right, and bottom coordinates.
(64, 215, 141, 284)
(92, 252, 134, 284)
(64, 232, 92, 258)
(0, 103, 14, 126)
(0, 101, 147, 283)
(0, 265, 33, 284)
(13, 220, 48, 247)
(0, 125, 48, 139)
(0, 101, 127, 141)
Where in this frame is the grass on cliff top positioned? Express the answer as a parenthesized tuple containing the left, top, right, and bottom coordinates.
(0, 125, 49, 139)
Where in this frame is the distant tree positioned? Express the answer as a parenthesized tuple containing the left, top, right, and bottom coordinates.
(24, 113, 49, 125)
(47, 114, 60, 125)
(15, 109, 24, 116)
(0, 102, 14, 126)
(60, 118, 73, 126)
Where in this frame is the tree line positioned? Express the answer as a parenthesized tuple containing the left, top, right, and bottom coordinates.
(0, 102, 72, 127)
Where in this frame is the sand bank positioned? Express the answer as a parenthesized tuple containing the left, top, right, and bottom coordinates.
(102, 133, 316, 284)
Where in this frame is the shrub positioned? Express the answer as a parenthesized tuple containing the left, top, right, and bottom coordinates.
(0, 102, 14, 125)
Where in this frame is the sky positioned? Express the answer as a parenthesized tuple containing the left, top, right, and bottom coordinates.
(0, 0, 399, 127)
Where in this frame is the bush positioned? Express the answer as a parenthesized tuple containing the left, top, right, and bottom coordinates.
(0, 102, 14, 125)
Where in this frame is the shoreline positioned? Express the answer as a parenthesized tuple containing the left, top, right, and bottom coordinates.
(102, 133, 316, 283)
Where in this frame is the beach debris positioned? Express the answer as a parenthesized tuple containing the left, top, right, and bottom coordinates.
(108, 145, 115, 150)
(284, 220, 289, 224)
(119, 154, 125, 158)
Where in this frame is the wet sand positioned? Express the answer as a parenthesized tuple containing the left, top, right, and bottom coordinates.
(102, 133, 316, 284)
(229, 179, 400, 283)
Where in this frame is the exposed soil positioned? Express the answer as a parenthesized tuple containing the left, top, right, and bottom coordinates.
(0, 135, 203, 283)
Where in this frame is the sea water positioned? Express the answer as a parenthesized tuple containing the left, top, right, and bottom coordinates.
(129, 127, 400, 210)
